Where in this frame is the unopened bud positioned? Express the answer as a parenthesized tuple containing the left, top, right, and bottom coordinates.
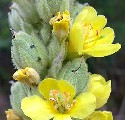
(5, 109, 22, 120)
(49, 11, 70, 40)
(13, 67, 40, 86)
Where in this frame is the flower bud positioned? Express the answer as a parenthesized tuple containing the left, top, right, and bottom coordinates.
(40, 23, 51, 46)
(10, 82, 31, 120)
(5, 109, 22, 120)
(8, 3, 22, 32)
(49, 11, 70, 40)
(35, 0, 70, 23)
(12, 0, 40, 24)
(13, 67, 40, 86)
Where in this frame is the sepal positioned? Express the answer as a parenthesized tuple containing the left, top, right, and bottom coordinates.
(47, 35, 62, 65)
(11, 32, 48, 76)
(8, 4, 22, 32)
(35, 0, 70, 23)
(40, 23, 51, 46)
(10, 82, 35, 120)
(12, 0, 40, 24)
(58, 57, 89, 95)
(48, 41, 67, 78)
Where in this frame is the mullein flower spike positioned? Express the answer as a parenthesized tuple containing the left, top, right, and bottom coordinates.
(7, 0, 121, 119)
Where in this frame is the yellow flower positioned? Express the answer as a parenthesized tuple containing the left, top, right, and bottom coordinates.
(49, 11, 70, 39)
(5, 109, 22, 120)
(13, 67, 40, 86)
(87, 74, 111, 109)
(21, 78, 96, 120)
(85, 111, 113, 120)
(68, 6, 121, 57)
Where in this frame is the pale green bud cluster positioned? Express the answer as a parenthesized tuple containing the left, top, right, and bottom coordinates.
(9, 0, 90, 119)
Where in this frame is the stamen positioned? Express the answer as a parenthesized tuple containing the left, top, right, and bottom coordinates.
(82, 22, 106, 49)
(49, 90, 76, 113)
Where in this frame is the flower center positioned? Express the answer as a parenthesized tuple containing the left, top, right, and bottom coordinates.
(82, 23, 101, 49)
(49, 90, 76, 113)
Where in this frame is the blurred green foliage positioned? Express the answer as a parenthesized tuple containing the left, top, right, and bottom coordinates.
(0, 0, 11, 49)
(0, 0, 12, 83)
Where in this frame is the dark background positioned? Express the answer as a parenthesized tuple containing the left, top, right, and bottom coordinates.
(0, 0, 125, 119)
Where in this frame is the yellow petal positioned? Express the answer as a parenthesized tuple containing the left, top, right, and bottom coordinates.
(69, 93, 96, 119)
(88, 111, 106, 120)
(90, 74, 106, 83)
(21, 95, 53, 120)
(68, 23, 84, 55)
(58, 80, 76, 99)
(38, 78, 59, 100)
(91, 15, 107, 30)
(85, 111, 113, 120)
(49, 11, 70, 39)
(88, 74, 111, 109)
(83, 43, 121, 57)
(103, 111, 113, 120)
(74, 6, 97, 23)
(96, 27, 115, 45)
(69, 6, 97, 55)
(54, 114, 72, 120)
(53, 21, 69, 38)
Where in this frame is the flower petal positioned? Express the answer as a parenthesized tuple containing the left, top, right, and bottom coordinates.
(88, 74, 111, 109)
(38, 78, 59, 100)
(74, 6, 97, 23)
(83, 43, 121, 57)
(90, 74, 106, 83)
(85, 111, 113, 120)
(91, 112, 106, 119)
(69, 93, 96, 119)
(54, 114, 72, 120)
(91, 15, 107, 30)
(53, 21, 69, 37)
(96, 27, 115, 45)
(68, 23, 84, 54)
(103, 111, 113, 120)
(58, 80, 76, 99)
(21, 95, 53, 120)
